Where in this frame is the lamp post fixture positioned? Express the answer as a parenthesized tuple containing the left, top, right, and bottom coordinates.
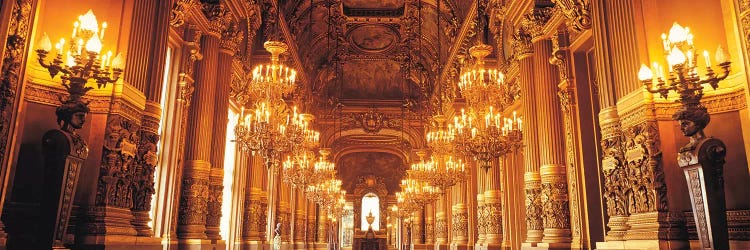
(637, 22, 730, 250)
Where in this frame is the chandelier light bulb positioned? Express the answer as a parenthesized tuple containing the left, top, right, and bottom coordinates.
(667, 22, 687, 44)
(715, 46, 728, 64)
(78, 10, 99, 34)
(85, 34, 102, 54)
(667, 47, 686, 67)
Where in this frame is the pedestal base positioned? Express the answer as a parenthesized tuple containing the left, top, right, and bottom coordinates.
(594, 239, 690, 250)
(76, 235, 162, 250)
(521, 242, 570, 250)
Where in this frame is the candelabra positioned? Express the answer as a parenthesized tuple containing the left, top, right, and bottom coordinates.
(249, 41, 297, 103)
(36, 10, 123, 105)
(636, 22, 731, 250)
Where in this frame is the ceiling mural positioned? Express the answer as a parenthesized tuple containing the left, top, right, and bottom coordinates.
(267, 0, 473, 192)
(348, 25, 398, 53)
(337, 152, 406, 193)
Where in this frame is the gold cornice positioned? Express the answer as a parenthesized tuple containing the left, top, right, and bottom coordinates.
(438, 0, 478, 88)
(187, 3, 219, 38)
(506, 0, 534, 27)
(270, 0, 307, 87)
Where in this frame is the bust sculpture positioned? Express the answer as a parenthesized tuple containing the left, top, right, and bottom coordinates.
(673, 106, 710, 153)
(55, 100, 90, 134)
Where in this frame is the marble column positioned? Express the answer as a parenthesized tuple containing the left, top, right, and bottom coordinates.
(513, 29, 543, 244)
(411, 210, 423, 244)
(484, 160, 503, 245)
(177, 33, 220, 240)
(127, 0, 170, 238)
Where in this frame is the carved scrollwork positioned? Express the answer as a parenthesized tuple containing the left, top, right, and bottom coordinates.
(451, 211, 468, 237)
(520, 7, 555, 40)
(203, 3, 233, 35)
(96, 115, 139, 208)
(178, 176, 209, 225)
(541, 182, 571, 229)
(1, 0, 33, 168)
(623, 122, 667, 214)
(171, 0, 198, 27)
(525, 185, 543, 231)
(485, 202, 502, 234)
(342, 107, 403, 134)
(511, 30, 533, 60)
(551, 0, 591, 31)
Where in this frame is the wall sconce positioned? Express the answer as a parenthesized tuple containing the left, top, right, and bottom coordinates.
(36, 9, 124, 105)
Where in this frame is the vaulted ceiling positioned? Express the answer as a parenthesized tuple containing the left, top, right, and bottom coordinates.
(248, 0, 494, 194)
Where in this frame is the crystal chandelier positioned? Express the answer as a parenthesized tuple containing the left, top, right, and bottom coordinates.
(450, 108, 522, 171)
(394, 176, 440, 216)
(36, 10, 123, 104)
(307, 178, 344, 209)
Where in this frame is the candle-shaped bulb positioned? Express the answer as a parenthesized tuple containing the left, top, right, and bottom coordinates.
(715, 45, 728, 64)
(703, 50, 711, 67)
(111, 52, 124, 69)
(638, 64, 653, 81)
(85, 35, 102, 53)
(38, 33, 52, 51)
(78, 10, 99, 34)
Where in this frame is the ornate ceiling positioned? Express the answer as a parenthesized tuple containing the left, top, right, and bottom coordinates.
(248, 0, 495, 195)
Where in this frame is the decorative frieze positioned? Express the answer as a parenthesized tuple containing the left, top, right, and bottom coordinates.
(97, 115, 139, 209)
(524, 172, 543, 243)
(521, 7, 555, 40)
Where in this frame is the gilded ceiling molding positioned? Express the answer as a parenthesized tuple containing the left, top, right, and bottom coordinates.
(550, 0, 591, 31)
(438, 0, 478, 90)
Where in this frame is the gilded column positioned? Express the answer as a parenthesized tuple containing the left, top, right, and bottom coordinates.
(435, 195, 447, 244)
(451, 180, 468, 245)
(177, 32, 220, 240)
(129, 0, 172, 238)
(549, 29, 586, 248)
(0, 0, 38, 245)
(242, 155, 265, 242)
(590, 0, 630, 242)
(317, 205, 327, 244)
(522, 7, 572, 245)
(205, 22, 240, 240)
(533, 38, 571, 245)
(483, 160, 503, 245)
(513, 28, 543, 244)
(279, 178, 292, 243)
(476, 166, 486, 246)
(411, 210, 423, 244)
(294, 189, 306, 247)
(425, 204, 435, 244)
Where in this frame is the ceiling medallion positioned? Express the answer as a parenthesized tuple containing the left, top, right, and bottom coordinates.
(347, 24, 399, 53)
(358, 108, 385, 134)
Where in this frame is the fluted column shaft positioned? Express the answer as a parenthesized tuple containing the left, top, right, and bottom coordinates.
(516, 36, 543, 244)
(125, 0, 171, 237)
(532, 39, 571, 244)
(178, 33, 220, 240)
(205, 41, 234, 240)
(412, 210, 423, 244)
(484, 160, 502, 244)
(591, 0, 637, 241)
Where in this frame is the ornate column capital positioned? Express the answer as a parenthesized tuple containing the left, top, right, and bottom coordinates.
(219, 22, 243, 55)
(551, 0, 591, 31)
(171, 0, 199, 27)
(202, 3, 233, 36)
(521, 7, 555, 41)
(512, 30, 533, 60)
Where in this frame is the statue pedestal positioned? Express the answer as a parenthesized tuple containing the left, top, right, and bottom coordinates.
(677, 137, 729, 250)
(41, 129, 88, 249)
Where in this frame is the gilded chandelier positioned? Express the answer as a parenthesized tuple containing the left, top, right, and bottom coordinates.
(233, 40, 305, 170)
(450, 107, 522, 171)
(394, 176, 440, 216)
(36, 10, 123, 103)
(411, 115, 468, 190)
(458, 43, 507, 110)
